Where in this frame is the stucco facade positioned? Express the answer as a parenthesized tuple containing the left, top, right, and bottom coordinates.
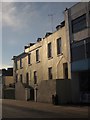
(13, 25, 71, 84)
(13, 21, 71, 103)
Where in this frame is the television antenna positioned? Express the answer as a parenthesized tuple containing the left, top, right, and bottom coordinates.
(48, 14, 54, 32)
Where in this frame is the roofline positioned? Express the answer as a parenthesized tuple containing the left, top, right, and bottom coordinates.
(68, 2, 89, 11)
(12, 52, 27, 60)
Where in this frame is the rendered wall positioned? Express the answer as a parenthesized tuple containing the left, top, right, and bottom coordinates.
(15, 82, 26, 100)
(37, 79, 71, 104)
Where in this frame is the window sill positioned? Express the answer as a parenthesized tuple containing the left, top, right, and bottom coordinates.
(48, 56, 53, 60)
(28, 63, 32, 66)
(57, 53, 63, 57)
(36, 60, 40, 63)
(20, 67, 23, 69)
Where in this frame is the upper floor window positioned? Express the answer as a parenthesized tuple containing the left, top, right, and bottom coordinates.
(48, 67, 53, 79)
(72, 14, 87, 33)
(57, 38, 61, 55)
(34, 71, 37, 84)
(20, 58, 22, 68)
(48, 42, 52, 58)
(28, 53, 31, 64)
(36, 49, 39, 62)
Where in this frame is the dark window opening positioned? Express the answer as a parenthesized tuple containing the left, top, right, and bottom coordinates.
(57, 38, 61, 55)
(36, 49, 39, 62)
(63, 63, 68, 79)
(28, 54, 31, 64)
(71, 38, 90, 61)
(48, 67, 53, 79)
(72, 14, 87, 33)
(20, 74, 22, 83)
(48, 42, 52, 58)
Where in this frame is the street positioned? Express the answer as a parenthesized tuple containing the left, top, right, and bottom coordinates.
(2, 104, 67, 118)
(2, 99, 88, 118)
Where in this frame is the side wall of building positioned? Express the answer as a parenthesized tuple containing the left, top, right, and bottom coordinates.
(3, 76, 14, 87)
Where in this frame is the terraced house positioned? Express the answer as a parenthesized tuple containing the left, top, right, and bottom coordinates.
(12, 2, 90, 104)
(12, 20, 71, 104)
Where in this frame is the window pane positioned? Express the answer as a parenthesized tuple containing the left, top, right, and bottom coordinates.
(48, 67, 52, 79)
(48, 43, 52, 58)
(72, 14, 87, 33)
(20, 74, 22, 82)
(57, 38, 61, 55)
(36, 50, 39, 62)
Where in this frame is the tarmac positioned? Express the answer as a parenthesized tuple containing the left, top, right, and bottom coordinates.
(2, 99, 88, 117)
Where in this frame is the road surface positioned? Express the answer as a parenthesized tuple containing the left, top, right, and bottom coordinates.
(2, 104, 88, 118)
(2, 104, 69, 118)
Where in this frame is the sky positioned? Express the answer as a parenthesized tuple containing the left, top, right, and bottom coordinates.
(1, 1, 79, 69)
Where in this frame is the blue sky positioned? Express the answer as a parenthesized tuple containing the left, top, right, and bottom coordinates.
(1, 1, 77, 69)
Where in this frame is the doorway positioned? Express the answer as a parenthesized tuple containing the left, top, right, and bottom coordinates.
(30, 88, 34, 100)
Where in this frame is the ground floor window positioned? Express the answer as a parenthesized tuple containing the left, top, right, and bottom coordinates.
(48, 67, 53, 79)
(63, 63, 68, 79)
